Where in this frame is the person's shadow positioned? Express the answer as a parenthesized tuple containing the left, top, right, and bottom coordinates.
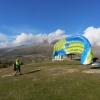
(24, 69, 41, 74)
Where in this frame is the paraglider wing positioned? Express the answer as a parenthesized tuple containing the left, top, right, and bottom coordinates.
(53, 35, 93, 64)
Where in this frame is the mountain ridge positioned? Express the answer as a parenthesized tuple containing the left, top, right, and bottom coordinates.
(0, 43, 54, 56)
(0, 43, 100, 58)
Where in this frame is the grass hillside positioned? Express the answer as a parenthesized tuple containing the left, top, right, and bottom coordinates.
(1, 60, 100, 100)
(0, 43, 54, 56)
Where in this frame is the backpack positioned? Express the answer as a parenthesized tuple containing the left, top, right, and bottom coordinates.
(13, 63, 17, 71)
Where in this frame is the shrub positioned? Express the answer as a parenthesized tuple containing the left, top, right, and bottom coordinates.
(0, 64, 8, 68)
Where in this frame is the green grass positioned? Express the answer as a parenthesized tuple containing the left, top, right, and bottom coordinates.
(0, 60, 100, 100)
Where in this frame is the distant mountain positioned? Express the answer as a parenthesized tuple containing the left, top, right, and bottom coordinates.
(92, 45, 100, 58)
(0, 43, 54, 56)
(0, 43, 100, 58)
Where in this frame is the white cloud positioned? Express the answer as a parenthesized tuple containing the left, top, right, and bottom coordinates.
(13, 33, 35, 45)
(12, 29, 67, 45)
(0, 27, 100, 48)
(83, 26, 100, 46)
(47, 29, 67, 43)
(0, 29, 67, 48)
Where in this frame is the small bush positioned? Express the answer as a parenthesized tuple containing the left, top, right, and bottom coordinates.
(0, 64, 8, 68)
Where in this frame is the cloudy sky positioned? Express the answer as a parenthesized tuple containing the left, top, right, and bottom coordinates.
(0, 0, 100, 48)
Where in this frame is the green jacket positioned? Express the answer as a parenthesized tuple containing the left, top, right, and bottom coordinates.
(16, 60, 20, 67)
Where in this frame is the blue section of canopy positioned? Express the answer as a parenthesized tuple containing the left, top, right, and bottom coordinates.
(64, 35, 91, 64)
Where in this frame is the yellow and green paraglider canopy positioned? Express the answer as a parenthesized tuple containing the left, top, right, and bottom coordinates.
(53, 35, 93, 64)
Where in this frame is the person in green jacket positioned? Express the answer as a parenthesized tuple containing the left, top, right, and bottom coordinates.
(14, 58, 22, 76)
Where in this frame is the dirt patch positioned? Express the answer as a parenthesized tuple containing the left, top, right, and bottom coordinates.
(49, 67, 100, 75)
(2, 73, 14, 77)
(50, 68, 79, 76)
(66, 69, 78, 73)
(82, 69, 100, 73)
